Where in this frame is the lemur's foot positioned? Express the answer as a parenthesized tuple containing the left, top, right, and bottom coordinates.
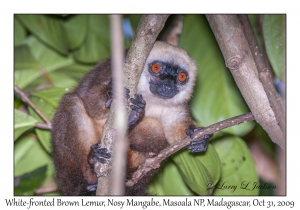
(186, 125, 213, 153)
(128, 94, 146, 128)
(91, 143, 111, 164)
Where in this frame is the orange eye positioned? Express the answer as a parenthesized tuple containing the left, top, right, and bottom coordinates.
(178, 72, 187, 82)
(151, 63, 161, 73)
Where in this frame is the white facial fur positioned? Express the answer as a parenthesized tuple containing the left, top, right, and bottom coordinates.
(137, 41, 197, 107)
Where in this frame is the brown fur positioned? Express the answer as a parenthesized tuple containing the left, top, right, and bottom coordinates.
(51, 41, 197, 195)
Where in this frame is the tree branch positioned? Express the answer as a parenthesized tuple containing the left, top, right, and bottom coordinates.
(108, 14, 127, 196)
(124, 14, 170, 96)
(237, 15, 286, 195)
(35, 122, 52, 130)
(206, 15, 285, 149)
(14, 86, 52, 130)
(95, 14, 169, 195)
(237, 14, 286, 142)
(157, 14, 183, 46)
(126, 112, 254, 187)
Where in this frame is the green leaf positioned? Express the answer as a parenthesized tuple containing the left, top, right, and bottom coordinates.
(14, 36, 74, 89)
(14, 17, 26, 46)
(148, 159, 196, 195)
(31, 87, 70, 108)
(14, 135, 35, 164)
(36, 129, 52, 153)
(48, 72, 78, 89)
(23, 71, 77, 91)
(25, 63, 90, 92)
(263, 15, 286, 80)
(73, 15, 110, 63)
(211, 135, 259, 195)
(14, 165, 48, 196)
(28, 88, 69, 123)
(27, 88, 68, 154)
(64, 15, 87, 50)
(14, 44, 39, 70)
(56, 63, 93, 81)
(28, 97, 55, 122)
(25, 36, 74, 72)
(179, 15, 254, 136)
(14, 109, 38, 140)
(172, 144, 221, 195)
(14, 135, 52, 177)
(15, 68, 40, 90)
(14, 135, 54, 194)
(14, 44, 41, 90)
(16, 14, 68, 55)
(14, 99, 23, 109)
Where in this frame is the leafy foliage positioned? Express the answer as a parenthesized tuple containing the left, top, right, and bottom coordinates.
(14, 135, 53, 188)
(148, 159, 197, 196)
(16, 15, 68, 55)
(64, 15, 88, 50)
(211, 136, 259, 195)
(72, 15, 111, 63)
(14, 18, 26, 46)
(263, 15, 286, 80)
(14, 109, 38, 140)
(179, 15, 254, 136)
(14, 165, 48, 196)
(14, 14, 283, 196)
(172, 145, 221, 195)
(150, 145, 222, 195)
(14, 36, 74, 90)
